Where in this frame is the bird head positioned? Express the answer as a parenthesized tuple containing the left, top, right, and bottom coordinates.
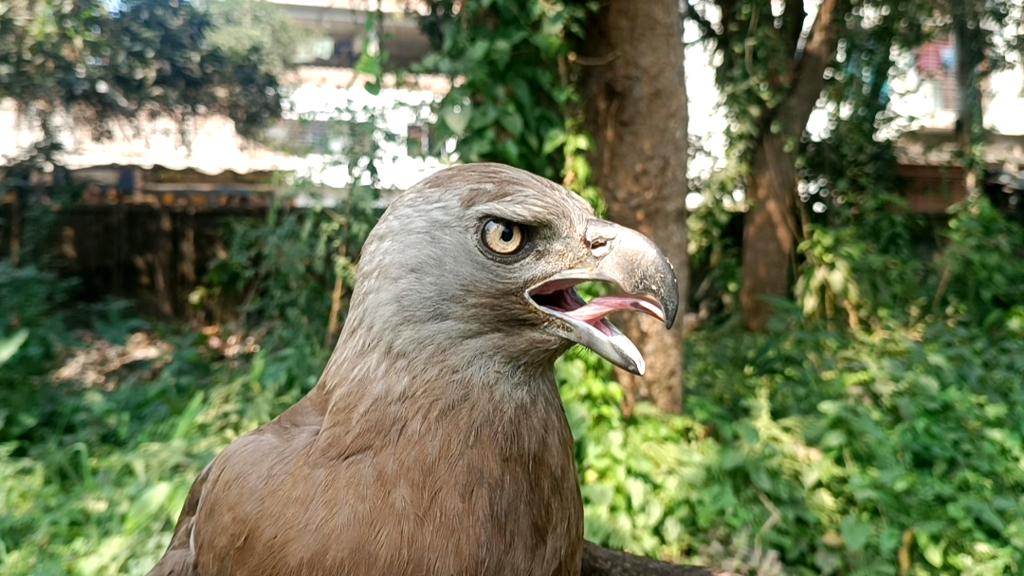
(344, 163, 678, 377)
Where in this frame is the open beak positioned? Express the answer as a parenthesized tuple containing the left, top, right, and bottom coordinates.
(526, 219, 678, 375)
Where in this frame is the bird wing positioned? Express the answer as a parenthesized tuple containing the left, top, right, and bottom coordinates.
(146, 461, 212, 576)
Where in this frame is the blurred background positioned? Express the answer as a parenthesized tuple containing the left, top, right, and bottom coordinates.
(1, 1, 1024, 574)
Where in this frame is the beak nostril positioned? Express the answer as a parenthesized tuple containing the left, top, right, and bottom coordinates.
(585, 219, 617, 254)
(588, 237, 611, 258)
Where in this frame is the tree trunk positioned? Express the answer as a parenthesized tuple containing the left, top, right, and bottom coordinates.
(581, 0, 688, 414)
(953, 1, 985, 199)
(738, 0, 847, 332)
(739, 134, 799, 331)
(154, 209, 176, 317)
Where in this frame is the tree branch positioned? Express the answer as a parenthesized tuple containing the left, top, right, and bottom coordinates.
(582, 542, 721, 576)
(682, 0, 719, 42)
(782, 0, 805, 56)
(717, 0, 738, 46)
(777, 0, 849, 136)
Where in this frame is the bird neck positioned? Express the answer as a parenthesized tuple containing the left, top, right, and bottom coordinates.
(308, 321, 568, 461)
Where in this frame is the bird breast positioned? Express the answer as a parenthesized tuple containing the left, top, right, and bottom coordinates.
(190, 381, 584, 576)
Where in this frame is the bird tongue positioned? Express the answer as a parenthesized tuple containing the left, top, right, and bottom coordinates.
(564, 295, 665, 324)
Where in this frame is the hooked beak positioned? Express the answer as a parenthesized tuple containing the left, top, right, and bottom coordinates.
(526, 219, 679, 375)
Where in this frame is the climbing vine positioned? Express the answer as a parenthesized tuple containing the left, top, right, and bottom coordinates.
(418, 0, 603, 211)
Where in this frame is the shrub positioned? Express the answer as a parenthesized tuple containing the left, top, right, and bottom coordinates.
(568, 315, 1024, 575)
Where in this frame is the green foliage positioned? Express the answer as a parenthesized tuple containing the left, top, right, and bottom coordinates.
(803, 0, 930, 224)
(196, 187, 382, 346)
(688, 0, 1024, 330)
(784, 196, 1024, 332)
(419, 0, 599, 203)
(3, 223, 1024, 576)
(0, 0, 284, 148)
(197, 0, 299, 76)
(795, 227, 861, 327)
(701, 0, 803, 162)
(0, 337, 312, 575)
(789, 194, 1024, 330)
(937, 198, 1024, 325)
(0, 265, 321, 574)
(693, 0, 930, 183)
(563, 314, 1024, 575)
(0, 329, 28, 366)
(687, 159, 744, 318)
(0, 263, 76, 373)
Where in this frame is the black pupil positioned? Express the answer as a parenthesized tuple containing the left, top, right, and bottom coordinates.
(499, 224, 515, 243)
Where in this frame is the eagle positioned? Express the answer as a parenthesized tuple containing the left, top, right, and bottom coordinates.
(149, 163, 679, 576)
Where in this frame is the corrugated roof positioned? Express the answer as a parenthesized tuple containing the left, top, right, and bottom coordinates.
(267, 0, 429, 16)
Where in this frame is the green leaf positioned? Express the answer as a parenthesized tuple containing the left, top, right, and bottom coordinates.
(0, 329, 29, 365)
(498, 109, 524, 138)
(916, 532, 946, 568)
(441, 101, 472, 136)
(466, 39, 490, 62)
(542, 128, 566, 155)
(625, 478, 646, 510)
(840, 515, 871, 551)
(491, 38, 512, 68)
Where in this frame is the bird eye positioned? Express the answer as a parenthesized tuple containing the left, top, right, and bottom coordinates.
(481, 218, 525, 256)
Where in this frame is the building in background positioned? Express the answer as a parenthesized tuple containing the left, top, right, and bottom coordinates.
(0, 0, 445, 205)
(889, 37, 1024, 215)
